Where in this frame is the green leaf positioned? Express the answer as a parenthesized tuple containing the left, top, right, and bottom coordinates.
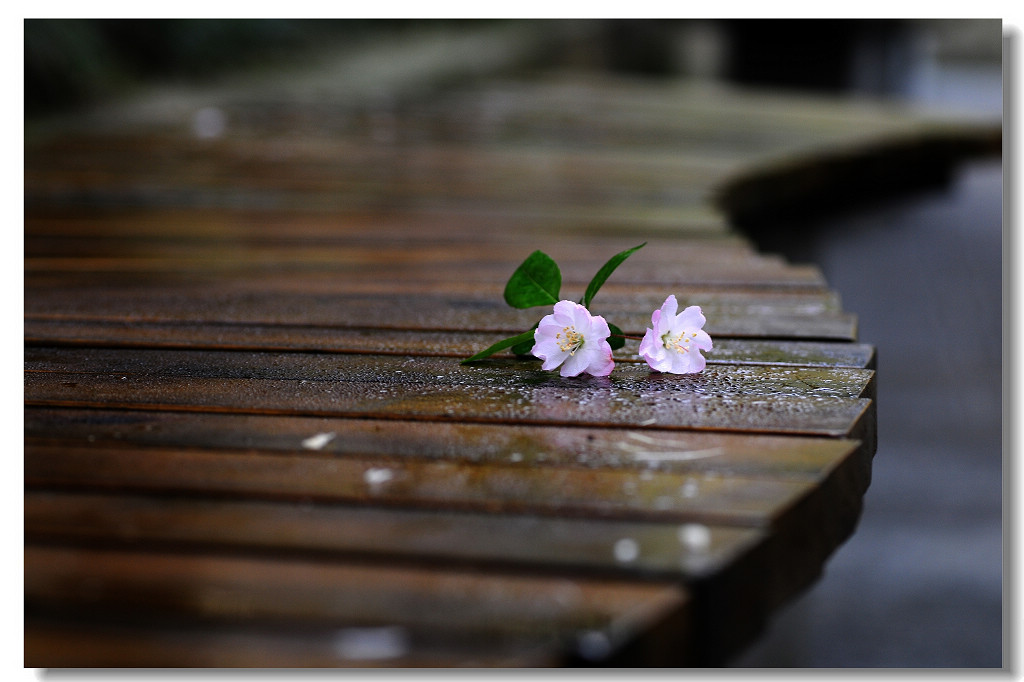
(511, 338, 536, 356)
(582, 242, 646, 309)
(504, 250, 561, 309)
(607, 322, 626, 351)
(511, 322, 540, 355)
(461, 329, 538, 364)
(507, 325, 540, 356)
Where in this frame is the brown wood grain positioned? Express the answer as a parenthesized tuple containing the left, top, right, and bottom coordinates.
(25, 407, 864, 478)
(25, 318, 876, 367)
(24, 346, 875, 397)
(24, 621, 566, 667)
(24, 358, 874, 438)
(23, 441, 820, 526)
(18, 57, 934, 665)
(25, 490, 765, 580)
(25, 544, 691, 666)
(25, 288, 856, 339)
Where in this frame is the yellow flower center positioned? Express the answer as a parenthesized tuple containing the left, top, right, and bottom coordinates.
(556, 326, 585, 355)
(662, 330, 696, 354)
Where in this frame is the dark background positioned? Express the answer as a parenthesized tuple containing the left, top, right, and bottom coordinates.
(24, 19, 1005, 667)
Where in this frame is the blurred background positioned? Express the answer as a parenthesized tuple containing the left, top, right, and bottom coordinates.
(24, 19, 1004, 667)
(25, 19, 1003, 118)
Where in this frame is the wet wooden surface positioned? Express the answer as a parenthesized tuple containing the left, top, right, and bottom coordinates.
(24, 52, 995, 666)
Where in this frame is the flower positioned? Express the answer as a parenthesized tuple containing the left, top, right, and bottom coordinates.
(638, 295, 712, 373)
(531, 300, 615, 377)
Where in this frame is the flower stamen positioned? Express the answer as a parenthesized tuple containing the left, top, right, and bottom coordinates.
(662, 331, 694, 354)
(557, 326, 584, 354)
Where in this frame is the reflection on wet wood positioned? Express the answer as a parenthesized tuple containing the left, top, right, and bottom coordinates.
(25, 346, 875, 398)
(25, 374, 873, 438)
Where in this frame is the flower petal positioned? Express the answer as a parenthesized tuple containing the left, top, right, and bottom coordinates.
(675, 305, 706, 331)
(638, 328, 657, 359)
(676, 349, 705, 374)
(587, 313, 611, 341)
(660, 294, 679, 320)
(551, 299, 578, 326)
(533, 341, 570, 371)
(645, 351, 674, 373)
(585, 344, 615, 376)
(692, 329, 713, 351)
(559, 349, 590, 377)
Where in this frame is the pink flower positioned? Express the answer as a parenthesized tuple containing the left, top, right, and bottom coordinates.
(638, 295, 712, 374)
(531, 300, 615, 377)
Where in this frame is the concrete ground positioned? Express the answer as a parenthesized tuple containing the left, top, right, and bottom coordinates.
(732, 156, 1004, 668)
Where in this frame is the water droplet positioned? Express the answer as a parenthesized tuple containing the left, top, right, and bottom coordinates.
(576, 630, 612, 661)
(679, 523, 711, 551)
(681, 480, 699, 498)
(193, 106, 227, 139)
(301, 432, 336, 450)
(654, 496, 675, 510)
(364, 468, 394, 486)
(333, 626, 409, 660)
(613, 538, 639, 563)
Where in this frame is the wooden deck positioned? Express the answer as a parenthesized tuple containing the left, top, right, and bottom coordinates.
(24, 48, 998, 666)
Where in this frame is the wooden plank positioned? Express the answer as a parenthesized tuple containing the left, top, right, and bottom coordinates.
(25, 545, 691, 667)
(24, 376, 871, 437)
(24, 349, 874, 436)
(25, 319, 876, 368)
(23, 441, 821, 527)
(23, 254, 824, 288)
(24, 238, 783, 270)
(23, 207, 759, 250)
(25, 490, 765, 581)
(23, 281, 843, 316)
(23, 425, 869, 665)
(23, 204, 748, 250)
(18, 136, 728, 225)
(23, 480, 868, 649)
(25, 407, 864, 479)
(24, 290, 857, 340)
(23, 138, 723, 211)
(20, 217, 768, 262)
(25, 620, 564, 667)
(25, 250, 829, 288)
(24, 346, 874, 398)
(24, 400, 871, 665)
